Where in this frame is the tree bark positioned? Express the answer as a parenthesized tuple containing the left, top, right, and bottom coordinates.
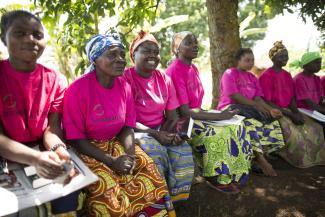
(206, 0, 241, 108)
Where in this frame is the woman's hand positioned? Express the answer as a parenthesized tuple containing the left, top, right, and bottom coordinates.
(111, 154, 135, 175)
(154, 131, 176, 145)
(171, 134, 184, 145)
(55, 146, 71, 163)
(270, 109, 283, 119)
(290, 112, 305, 125)
(255, 104, 271, 119)
(217, 110, 238, 120)
(33, 151, 65, 179)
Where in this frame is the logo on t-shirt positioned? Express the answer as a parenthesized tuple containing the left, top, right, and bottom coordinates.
(91, 104, 123, 123)
(93, 104, 105, 116)
(187, 80, 196, 91)
(2, 94, 16, 109)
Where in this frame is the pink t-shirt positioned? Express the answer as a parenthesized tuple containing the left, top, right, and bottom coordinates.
(0, 59, 67, 143)
(259, 67, 294, 108)
(63, 71, 136, 140)
(294, 72, 324, 109)
(123, 67, 179, 128)
(217, 67, 263, 110)
(166, 58, 204, 109)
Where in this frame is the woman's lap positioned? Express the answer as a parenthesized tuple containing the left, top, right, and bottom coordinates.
(189, 121, 252, 184)
(77, 139, 168, 217)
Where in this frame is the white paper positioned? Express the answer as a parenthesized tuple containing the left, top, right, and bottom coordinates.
(204, 110, 246, 126)
(298, 108, 325, 122)
(0, 149, 98, 216)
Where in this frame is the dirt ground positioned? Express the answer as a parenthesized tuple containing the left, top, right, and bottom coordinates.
(174, 158, 325, 217)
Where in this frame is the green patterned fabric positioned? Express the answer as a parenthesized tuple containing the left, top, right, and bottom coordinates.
(189, 120, 253, 185)
(242, 118, 286, 154)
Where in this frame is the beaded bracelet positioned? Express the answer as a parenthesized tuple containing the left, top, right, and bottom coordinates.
(50, 143, 67, 152)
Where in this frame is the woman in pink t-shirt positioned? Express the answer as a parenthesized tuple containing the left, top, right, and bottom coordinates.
(123, 31, 194, 214)
(218, 48, 286, 177)
(166, 31, 253, 194)
(260, 41, 325, 168)
(293, 52, 324, 112)
(63, 34, 169, 217)
(0, 10, 79, 216)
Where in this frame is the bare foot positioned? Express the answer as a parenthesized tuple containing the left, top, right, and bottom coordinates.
(259, 160, 277, 176)
(193, 175, 206, 185)
(255, 153, 277, 177)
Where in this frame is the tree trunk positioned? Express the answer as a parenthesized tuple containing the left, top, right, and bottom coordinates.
(206, 0, 241, 108)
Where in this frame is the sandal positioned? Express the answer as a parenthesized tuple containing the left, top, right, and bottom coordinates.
(205, 180, 240, 194)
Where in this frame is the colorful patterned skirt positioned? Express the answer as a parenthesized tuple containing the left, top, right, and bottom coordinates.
(242, 118, 286, 155)
(189, 121, 253, 185)
(278, 114, 325, 168)
(78, 138, 169, 217)
(136, 133, 194, 216)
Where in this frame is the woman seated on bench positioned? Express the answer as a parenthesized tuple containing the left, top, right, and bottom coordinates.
(259, 42, 325, 168)
(123, 31, 194, 214)
(63, 33, 169, 217)
(0, 10, 78, 217)
(217, 48, 285, 177)
(166, 31, 253, 194)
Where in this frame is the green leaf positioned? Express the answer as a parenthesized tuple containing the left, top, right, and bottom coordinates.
(150, 15, 189, 32)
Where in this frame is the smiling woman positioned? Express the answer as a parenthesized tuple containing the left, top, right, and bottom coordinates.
(63, 33, 169, 217)
(123, 31, 195, 216)
(0, 10, 79, 216)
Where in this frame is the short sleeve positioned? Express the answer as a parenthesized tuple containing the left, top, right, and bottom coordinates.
(286, 73, 295, 96)
(294, 76, 310, 101)
(259, 72, 272, 101)
(165, 75, 180, 110)
(220, 69, 239, 97)
(253, 76, 264, 97)
(170, 69, 190, 105)
(63, 85, 87, 140)
(124, 82, 136, 128)
(50, 73, 68, 113)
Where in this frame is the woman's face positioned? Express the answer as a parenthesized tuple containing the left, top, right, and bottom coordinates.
(237, 52, 254, 71)
(4, 17, 46, 64)
(95, 46, 126, 78)
(304, 58, 322, 73)
(133, 41, 160, 74)
(178, 34, 199, 60)
(272, 49, 289, 67)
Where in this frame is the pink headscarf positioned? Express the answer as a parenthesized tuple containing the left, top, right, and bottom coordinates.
(129, 30, 159, 63)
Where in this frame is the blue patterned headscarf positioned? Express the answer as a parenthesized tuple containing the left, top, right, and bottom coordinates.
(85, 33, 125, 72)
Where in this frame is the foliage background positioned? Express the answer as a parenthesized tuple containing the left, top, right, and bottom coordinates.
(0, 0, 324, 90)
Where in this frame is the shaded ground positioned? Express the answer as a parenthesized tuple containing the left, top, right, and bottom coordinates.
(174, 158, 325, 217)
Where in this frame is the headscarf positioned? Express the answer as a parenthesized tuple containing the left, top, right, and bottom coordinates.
(289, 51, 322, 68)
(268, 41, 287, 60)
(85, 33, 124, 72)
(171, 31, 192, 56)
(129, 30, 159, 63)
(300, 52, 322, 67)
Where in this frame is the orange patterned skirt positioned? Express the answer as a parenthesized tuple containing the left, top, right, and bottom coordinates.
(78, 139, 169, 217)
